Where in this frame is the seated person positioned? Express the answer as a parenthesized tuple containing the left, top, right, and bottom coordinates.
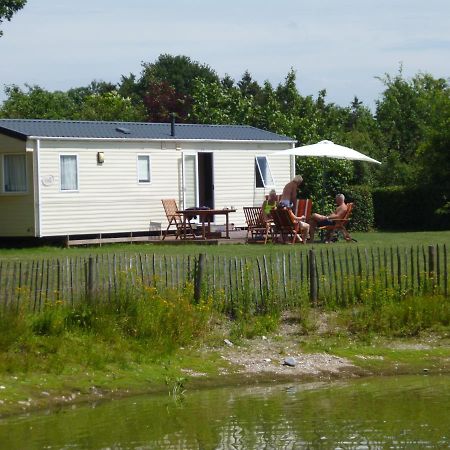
(279, 175, 303, 208)
(274, 205, 310, 243)
(261, 189, 278, 222)
(308, 193, 348, 242)
(287, 208, 310, 243)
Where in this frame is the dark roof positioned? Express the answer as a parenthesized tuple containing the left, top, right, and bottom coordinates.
(0, 119, 294, 142)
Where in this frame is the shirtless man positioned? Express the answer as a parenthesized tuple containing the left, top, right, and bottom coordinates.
(308, 193, 348, 242)
(280, 175, 303, 208)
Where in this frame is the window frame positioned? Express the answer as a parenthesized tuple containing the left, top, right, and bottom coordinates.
(59, 154, 79, 192)
(255, 155, 275, 188)
(2, 153, 28, 194)
(137, 154, 152, 184)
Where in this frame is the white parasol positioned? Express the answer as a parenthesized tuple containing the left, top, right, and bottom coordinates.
(274, 140, 381, 164)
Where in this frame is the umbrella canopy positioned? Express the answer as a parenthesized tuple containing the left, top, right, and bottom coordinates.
(274, 140, 381, 164)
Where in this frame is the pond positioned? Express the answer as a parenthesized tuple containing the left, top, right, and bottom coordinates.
(0, 375, 449, 449)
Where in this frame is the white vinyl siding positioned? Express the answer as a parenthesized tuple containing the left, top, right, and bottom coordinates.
(0, 140, 35, 236)
(38, 141, 181, 236)
(60, 155, 78, 191)
(213, 147, 291, 227)
(137, 155, 151, 183)
(3, 154, 27, 192)
(255, 156, 275, 188)
(35, 140, 292, 236)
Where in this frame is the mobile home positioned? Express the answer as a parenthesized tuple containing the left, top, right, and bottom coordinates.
(0, 119, 295, 239)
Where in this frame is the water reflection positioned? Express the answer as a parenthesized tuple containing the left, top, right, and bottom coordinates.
(0, 375, 449, 449)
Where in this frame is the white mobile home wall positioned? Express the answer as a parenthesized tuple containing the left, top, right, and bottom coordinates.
(1, 137, 293, 237)
(0, 135, 35, 236)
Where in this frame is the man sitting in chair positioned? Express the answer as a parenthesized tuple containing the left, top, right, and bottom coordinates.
(308, 193, 348, 242)
(288, 208, 310, 243)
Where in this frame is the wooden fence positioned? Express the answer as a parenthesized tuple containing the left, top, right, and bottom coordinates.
(0, 244, 448, 313)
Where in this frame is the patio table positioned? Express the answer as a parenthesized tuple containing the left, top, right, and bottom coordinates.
(177, 208, 237, 240)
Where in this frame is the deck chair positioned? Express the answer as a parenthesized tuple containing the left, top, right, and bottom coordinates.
(161, 199, 195, 240)
(270, 207, 306, 244)
(295, 199, 312, 222)
(319, 202, 355, 242)
(243, 207, 272, 243)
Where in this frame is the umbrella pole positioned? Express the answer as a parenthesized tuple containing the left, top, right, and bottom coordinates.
(321, 158, 326, 213)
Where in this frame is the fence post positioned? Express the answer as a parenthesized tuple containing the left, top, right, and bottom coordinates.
(428, 245, 436, 286)
(309, 249, 318, 305)
(87, 256, 95, 302)
(194, 253, 205, 303)
(444, 244, 448, 297)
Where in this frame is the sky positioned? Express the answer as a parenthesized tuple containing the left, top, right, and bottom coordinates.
(1, 0, 449, 109)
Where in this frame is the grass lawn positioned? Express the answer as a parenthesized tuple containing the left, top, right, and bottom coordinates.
(0, 230, 449, 417)
(0, 230, 449, 260)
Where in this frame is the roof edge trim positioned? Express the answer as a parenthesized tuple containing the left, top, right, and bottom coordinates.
(26, 136, 296, 144)
(0, 126, 27, 141)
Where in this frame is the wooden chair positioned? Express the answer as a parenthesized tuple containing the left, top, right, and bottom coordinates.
(319, 202, 355, 242)
(161, 199, 195, 240)
(243, 207, 272, 243)
(270, 207, 305, 244)
(295, 199, 312, 222)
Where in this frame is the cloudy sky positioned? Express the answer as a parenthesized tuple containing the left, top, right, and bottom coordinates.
(1, 0, 449, 109)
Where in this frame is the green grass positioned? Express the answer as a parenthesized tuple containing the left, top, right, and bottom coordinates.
(0, 230, 449, 416)
(0, 230, 449, 260)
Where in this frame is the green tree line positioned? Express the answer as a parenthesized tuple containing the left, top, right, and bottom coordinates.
(1, 54, 448, 228)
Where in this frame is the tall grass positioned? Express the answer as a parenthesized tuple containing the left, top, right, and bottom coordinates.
(338, 278, 450, 337)
(0, 254, 448, 377)
(0, 276, 213, 374)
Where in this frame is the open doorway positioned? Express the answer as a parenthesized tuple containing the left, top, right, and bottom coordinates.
(198, 153, 214, 209)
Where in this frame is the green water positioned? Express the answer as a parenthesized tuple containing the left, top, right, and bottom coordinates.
(0, 375, 449, 449)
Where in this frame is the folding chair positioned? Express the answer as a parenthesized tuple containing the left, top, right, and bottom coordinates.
(161, 199, 195, 240)
(270, 207, 305, 244)
(295, 199, 312, 222)
(319, 202, 355, 242)
(243, 207, 272, 243)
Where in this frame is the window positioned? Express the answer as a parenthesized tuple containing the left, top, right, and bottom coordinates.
(3, 154, 27, 192)
(138, 155, 151, 183)
(60, 155, 78, 191)
(255, 156, 274, 188)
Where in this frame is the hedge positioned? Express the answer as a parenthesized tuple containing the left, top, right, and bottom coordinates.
(372, 186, 450, 231)
(342, 185, 374, 232)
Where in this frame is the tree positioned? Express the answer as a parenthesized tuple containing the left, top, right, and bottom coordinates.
(73, 91, 145, 122)
(67, 80, 117, 106)
(417, 84, 450, 197)
(190, 78, 255, 125)
(237, 70, 261, 99)
(139, 54, 219, 96)
(0, 85, 77, 119)
(0, 84, 145, 122)
(0, 0, 26, 36)
(142, 79, 191, 123)
(375, 70, 449, 186)
(136, 54, 220, 122)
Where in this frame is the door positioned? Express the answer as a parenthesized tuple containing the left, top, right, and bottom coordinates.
(182, 152, 198, 210)
(182, 152, 214, 210)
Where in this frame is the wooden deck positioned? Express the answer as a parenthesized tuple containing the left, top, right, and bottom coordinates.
(66, 230, 249, 247)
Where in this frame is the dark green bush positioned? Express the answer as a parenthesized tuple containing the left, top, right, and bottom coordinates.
(372, 186, 450, 230)
(342, 185, 374, 231)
